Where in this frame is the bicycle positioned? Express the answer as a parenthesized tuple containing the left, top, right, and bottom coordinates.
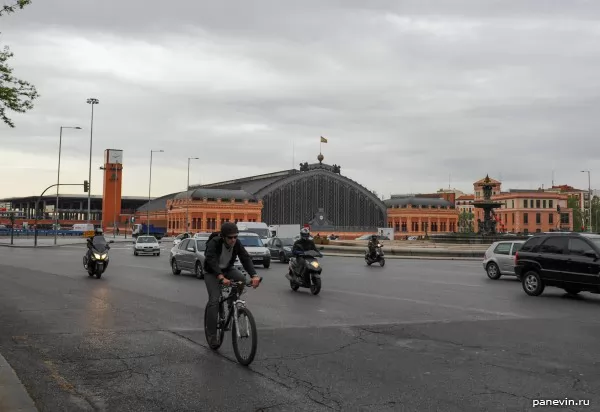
(204, 276, 263, 366)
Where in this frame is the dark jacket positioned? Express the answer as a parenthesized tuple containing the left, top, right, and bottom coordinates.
(368, 238, 379, 251)
(203, 235, 257, 276)
(292, 238, 320, 256)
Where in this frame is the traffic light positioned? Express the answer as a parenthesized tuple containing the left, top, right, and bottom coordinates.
(83, 180, 89, 192)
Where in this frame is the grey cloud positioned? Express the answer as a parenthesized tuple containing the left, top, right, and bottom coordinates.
(2, 0, 600, 197)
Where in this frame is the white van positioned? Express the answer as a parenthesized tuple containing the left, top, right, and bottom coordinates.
(236, 222, 270, 241)
(72, 223, 94, 232)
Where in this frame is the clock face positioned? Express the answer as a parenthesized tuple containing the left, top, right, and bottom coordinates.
(108, 150, 123, 164)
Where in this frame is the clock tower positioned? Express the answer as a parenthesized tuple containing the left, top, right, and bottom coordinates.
(102, 149, 124, 232)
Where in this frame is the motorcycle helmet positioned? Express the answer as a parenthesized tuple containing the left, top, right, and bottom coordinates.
(221, 222, 239, 238)
(94, 228, 103, 235)
(371, 234, 378, 241)
(300, 227, 310, 239)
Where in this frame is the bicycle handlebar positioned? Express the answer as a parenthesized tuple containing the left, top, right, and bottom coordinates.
(220, 276, 263, 288)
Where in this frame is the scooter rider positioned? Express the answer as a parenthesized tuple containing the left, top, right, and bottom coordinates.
(292, 228, 322, 279)
(203, 222, 261, 348)
(367, 234, 379, 259)
(84, 228, 107, 269)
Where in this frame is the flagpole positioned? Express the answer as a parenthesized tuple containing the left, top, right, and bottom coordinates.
(292, 140, 295, 169)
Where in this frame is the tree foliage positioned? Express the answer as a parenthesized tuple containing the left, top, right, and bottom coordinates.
(458, 210, 474, 233)
(1, 0, 39, 128)
(567, 195, 584, 232)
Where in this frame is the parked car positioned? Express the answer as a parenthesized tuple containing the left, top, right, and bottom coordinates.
(238, 231, 271, 268)
(265, 237, 295, 263)
(134, 236, 161, 256)
(514, 232, 600, 297)
(483, 240, 525, 279)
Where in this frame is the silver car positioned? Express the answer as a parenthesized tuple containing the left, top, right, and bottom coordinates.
(483, 240, 525, 280)
(170, 237, 209, 279)
(169, 236, 247, 279)
(134, 236, 161, 256)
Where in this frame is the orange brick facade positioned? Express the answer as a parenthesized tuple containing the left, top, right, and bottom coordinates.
(472, 177, 574, 234)
(166, 198, 262, 234)
(387, 206, 458, 237)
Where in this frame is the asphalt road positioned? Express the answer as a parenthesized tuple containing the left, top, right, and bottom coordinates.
(0, 243, 599, 412)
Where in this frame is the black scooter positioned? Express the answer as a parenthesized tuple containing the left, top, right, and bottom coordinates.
(286, 249, 323, 295)
(83, 238, 114, 278)
(365, 243, 385, 267)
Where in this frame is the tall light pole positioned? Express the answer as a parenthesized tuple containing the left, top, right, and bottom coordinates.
(148, 149, 164, 235)
(86, 98, 99, 223)
(581, 170, 592, 233)
(55, 126, 82, 245)
(186, 157, 199, 232)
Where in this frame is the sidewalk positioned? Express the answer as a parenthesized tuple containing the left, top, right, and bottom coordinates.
(0, 352, 38, 412)
(0, 235, 138, 248)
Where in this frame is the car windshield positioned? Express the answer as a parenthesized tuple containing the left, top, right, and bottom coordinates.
(239, 236, 264, 247)
(137, 237, 157, 243)
(280, 238, 294, 246)
(587, 238, 600, 249)
(244, 228, 269, 238)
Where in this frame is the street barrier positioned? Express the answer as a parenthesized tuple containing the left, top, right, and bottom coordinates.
(320, 244, 485, 258)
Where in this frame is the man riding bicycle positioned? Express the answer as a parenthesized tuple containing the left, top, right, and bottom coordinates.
(203, 222, 260, 347)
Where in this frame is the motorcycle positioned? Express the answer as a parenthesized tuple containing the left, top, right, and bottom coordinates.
(365, 243, 385, 267)
(83, 237, 114, 278)
(285, 249, 323, 295)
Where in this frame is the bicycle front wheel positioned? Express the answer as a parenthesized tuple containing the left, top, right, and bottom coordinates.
(231, 307, 257, 366)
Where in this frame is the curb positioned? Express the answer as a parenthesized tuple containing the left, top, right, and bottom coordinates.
(321, 252, 482, 261)
(0, 352, 38, 412)
(0, 239, 133, 249)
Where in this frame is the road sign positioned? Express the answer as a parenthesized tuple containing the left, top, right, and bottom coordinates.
(83, 230, 95, 238)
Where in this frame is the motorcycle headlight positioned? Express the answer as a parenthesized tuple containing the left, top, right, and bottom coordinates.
(93, 253, 101, 260)
(310, 261, 320, 268)
(101, 253, 108, 259)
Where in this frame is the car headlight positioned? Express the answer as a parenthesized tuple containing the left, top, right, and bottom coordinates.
(283, 246, 291, 251)
(310, 261, 320, 268)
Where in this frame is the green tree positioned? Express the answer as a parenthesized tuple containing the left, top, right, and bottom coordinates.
(567, 195, 584, 232)
(1, 0, 39, 128)
(458, 210, 474, 233)
(591, 195, 600, 233)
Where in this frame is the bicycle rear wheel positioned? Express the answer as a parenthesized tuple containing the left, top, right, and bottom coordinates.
(232, 307, 257, 366)
(204, 303, 225, 350)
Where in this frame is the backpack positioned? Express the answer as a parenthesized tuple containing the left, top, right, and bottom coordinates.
(205, 231, 220, 252)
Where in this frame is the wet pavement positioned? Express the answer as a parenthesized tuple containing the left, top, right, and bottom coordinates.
(0, 243, 598, 411)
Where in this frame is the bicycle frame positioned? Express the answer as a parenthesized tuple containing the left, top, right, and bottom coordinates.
(219, 284, 249, 340)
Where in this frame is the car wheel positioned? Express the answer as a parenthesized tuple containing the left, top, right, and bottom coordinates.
(195, 262, 204, 279)
(171, 259, 181, 275)
(279, 252, 286, 263)
(486, 262, 501, 280)
(263, 259, 271, 269)
(522, 270, 544, 296)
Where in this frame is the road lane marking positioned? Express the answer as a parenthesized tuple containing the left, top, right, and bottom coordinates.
(326, 288, 527, 318)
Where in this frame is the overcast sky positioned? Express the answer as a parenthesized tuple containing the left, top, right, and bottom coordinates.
(2, 0, 600, 200)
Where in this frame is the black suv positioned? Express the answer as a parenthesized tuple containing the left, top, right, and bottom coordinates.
(514, 232, 600, 297)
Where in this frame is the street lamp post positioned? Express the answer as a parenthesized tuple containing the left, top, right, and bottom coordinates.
(86, 98, 99, 223)
(186, 157, 199, 232)
(581, 170, 592, 233)
(55, 126, 82, 245)
(148, 149, 164, 235)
